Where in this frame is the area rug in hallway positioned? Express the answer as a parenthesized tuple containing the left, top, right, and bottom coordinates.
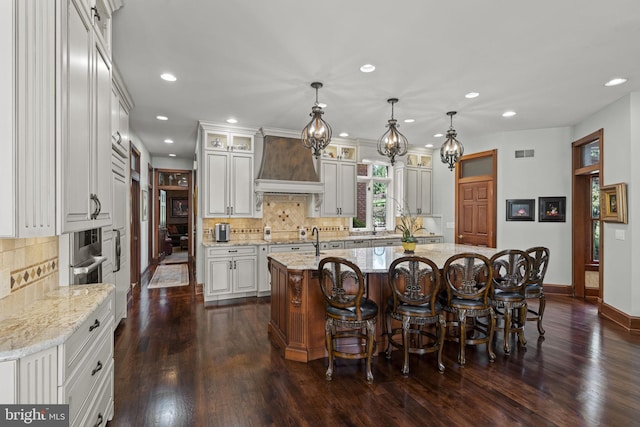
(161, 250, 188, 265)
(148, 264, 189, 289)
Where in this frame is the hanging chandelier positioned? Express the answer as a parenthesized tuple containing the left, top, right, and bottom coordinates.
(301, 82, 332, 158)
(440, 111, 464, 170)
(377, 98, 408, 165)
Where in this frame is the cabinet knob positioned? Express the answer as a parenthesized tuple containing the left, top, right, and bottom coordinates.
(458, 235, 464, 239)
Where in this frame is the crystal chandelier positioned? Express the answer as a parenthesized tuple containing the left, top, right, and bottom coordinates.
(301, 82, 332, 158)
(440, 111, 464, 170)
(377, 98, 408, 165)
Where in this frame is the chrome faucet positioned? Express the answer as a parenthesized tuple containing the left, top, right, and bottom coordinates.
(312, 227, 320, 257)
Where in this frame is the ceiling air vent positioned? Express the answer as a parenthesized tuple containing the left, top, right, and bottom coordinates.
(515, 149, 535, 158)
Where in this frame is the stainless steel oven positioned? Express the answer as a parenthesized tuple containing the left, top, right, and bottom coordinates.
(70, 228, 106, 285)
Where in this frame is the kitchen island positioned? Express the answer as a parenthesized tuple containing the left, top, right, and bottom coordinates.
(267, 243, 498, 362)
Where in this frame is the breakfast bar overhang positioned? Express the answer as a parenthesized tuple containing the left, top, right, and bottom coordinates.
(267, 243, 499, 362)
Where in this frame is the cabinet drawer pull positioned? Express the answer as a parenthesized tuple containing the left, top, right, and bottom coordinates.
(91, 360, 103, 376)
(91, 6, 101, 21)
(94, 413, 104, 427)
(291, 247, 299, 250)
(89, 319, 100, 332)
(228, 250, 238, 253)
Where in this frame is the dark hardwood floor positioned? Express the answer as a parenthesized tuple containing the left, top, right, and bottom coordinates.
(110, 265, 640, 426)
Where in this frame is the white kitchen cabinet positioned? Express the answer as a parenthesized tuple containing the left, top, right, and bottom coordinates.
(201, 124, 256, 218)
(111, 85, 130, 158)
(372, 238, 402, 247)
(257, 245, 270, 297)
(404, 166, 432, 216)
(0, 0, 56, 237)
(321, 160, 356, 217)
(320, 241, 345, 250)
(59, 0, 113, 233)
(205, 246, 257, 301)
(0, 291, 114, 427)
(322, 143, 357, 162)
(416, 236, 443, 244)
(110, 70, 132, 326)
(204, 151, 254, 217)
(344, 239, 371, 249)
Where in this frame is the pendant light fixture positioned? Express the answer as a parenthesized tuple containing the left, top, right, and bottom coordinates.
(440, 111, 464, 170)
(377, 98, 408, 165)
(301, 82, 332, 158)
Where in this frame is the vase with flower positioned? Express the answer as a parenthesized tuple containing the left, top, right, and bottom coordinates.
(396, 205, 424, 253)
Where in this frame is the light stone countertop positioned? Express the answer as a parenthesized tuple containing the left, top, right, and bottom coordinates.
(266, 243, 499, 272)
(202, 233, 443, 247)
(0, 284, 115, 362)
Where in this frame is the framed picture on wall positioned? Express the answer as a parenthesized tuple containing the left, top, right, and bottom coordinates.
(171, 197, 188, 217)
(539, 197, 566, 222)
(141, 190, 148, 222)
(506, 199, 535, 221)
(601, 183, 627, 223)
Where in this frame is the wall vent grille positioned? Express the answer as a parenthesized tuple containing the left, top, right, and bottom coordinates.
(515, 149, 535, 158)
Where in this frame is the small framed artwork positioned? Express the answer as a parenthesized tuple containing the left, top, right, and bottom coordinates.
(601, 183, 627, 223)
(539, 197, 566, 222)
(506, 199, 535, 221)
(171, 197, 188, 217)
(141, 190, 148, 222)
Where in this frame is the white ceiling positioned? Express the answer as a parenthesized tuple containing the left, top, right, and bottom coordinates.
(112, 1, 640, 160)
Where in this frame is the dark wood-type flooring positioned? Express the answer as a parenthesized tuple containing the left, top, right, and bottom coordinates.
(109, 263, 640, 426)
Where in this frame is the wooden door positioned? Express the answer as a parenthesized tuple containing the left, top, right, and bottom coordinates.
(457, 181, 493, 246)
(130, 145, 141, 287)
(455, 150, 497, 247)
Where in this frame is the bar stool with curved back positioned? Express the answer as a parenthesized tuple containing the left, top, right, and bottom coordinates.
(317, 257, 379, 383)
(525, 246, 550, 335)
(490, 249, 532, 354)
(385, 256, 445, 375)
(442, 252, 496, 366)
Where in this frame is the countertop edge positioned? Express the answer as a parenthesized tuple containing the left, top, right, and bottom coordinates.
(0, 284, 115, 362)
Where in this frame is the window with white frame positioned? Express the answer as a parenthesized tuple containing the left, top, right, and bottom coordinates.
(352, 162, 394, 231)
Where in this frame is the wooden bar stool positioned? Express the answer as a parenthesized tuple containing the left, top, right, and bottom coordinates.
(442, 252, 496, 366)
(317, 257, 378, 383)
(490, 249, 532, 354)
(385, 256, 445, 375)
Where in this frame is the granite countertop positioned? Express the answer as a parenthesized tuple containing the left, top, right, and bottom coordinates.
(202, 233, 443, 247)
(267, 243, 498, 272)
(0, 284, 115, 362)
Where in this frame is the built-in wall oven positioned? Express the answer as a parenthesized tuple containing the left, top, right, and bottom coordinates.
(70, 228, 106, 285)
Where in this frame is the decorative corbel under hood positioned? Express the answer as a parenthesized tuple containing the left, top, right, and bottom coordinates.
(254, 129, 324, 210)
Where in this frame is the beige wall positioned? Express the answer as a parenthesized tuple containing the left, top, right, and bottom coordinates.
(0, 236, 59, 319)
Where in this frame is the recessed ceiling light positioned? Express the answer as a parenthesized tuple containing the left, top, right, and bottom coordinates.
(160, 73, 177, 82)
(164, 139, 174, 144)
(465, 92, 480, 99)
(169, 153, 176, 157)
(360, 64, 376, 73)
(339, 132, 349, 137)
(502, 111, 517, 118)
(156, 115, 168, 121)
(425, 144, 434, 148)
(404, 119, 415, 123)
(226, 118, 238, 124)
(604, 77, 627, 87)
(433, 133, 444, 138)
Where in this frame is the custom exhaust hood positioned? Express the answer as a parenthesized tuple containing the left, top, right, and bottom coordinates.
(254, 132, 324, 195)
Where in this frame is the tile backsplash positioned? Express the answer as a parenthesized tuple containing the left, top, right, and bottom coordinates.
(0, 237, 59, 316)
(203, 194, 350, 241)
